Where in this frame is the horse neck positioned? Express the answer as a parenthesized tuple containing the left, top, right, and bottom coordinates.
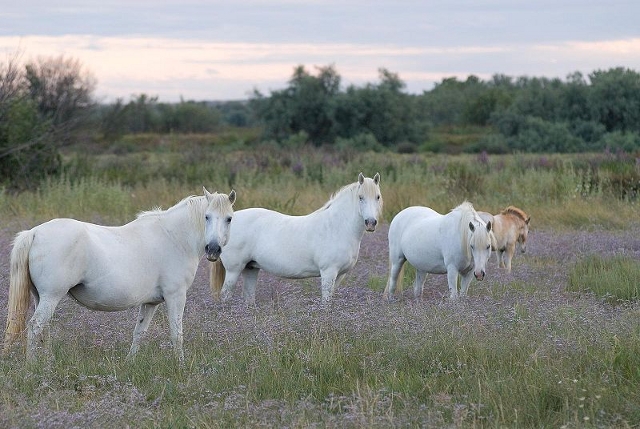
(317, 187, 364, 236)
(157, 198, 205, 257)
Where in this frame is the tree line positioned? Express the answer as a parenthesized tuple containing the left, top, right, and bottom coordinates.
(98, 64, 640, 154)
(1, 53, 639, 189)
(250, 65, 640, 154)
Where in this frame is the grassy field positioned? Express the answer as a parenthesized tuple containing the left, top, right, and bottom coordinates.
(1, 136, 639, 427)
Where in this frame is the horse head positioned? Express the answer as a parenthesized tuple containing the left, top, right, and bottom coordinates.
(203, 187, 236, 261)
(357, 172, 382, 232)
(468, 219, 493, 281)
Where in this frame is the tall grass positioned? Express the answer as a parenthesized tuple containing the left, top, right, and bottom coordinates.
(568, 254, 640, 302)
(3, 143, 639, 229)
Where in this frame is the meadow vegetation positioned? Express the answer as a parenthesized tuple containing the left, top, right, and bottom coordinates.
(0, 136, 639, 428)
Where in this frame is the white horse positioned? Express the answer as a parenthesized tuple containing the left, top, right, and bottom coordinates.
(3, 188, 236, 362)
(210, 173, 382, 305)
(383, 202, 493, 300)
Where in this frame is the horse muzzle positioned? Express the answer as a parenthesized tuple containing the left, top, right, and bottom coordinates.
(364, 218, 378, 232)
(474, 270, 486, 281)
(205, 243, 222, 261)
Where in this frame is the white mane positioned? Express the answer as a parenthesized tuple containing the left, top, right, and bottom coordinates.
(452, 201, 482, 259)
(137, 195, 209, 233)
(314, 182, 359, 213)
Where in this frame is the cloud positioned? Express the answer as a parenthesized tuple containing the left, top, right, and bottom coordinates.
(1, 35, 639, 102)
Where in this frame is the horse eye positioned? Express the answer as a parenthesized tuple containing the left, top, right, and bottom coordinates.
(376, 195, 381, 200)
(470, 245, 474, 250)
(486, 245, 491, 250)
(226, 216, 232, 224)
(205, 214, 211, 222)
(359, 195, 364, 201)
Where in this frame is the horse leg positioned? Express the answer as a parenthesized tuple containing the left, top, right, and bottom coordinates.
(26, 294, 64, 362)
(241, 267, 259, 307)
(383, 258, 405, 300)
(320, 268, 339, 303)
(413, 270, 427, 299)
(335, 272, 347, 288)
(127, 303, 160, 360)
(505, 243, 515, 272)
(446, 267, 459, 300)
(164, 291, 187, 363)
(220, 269, 242, 303)
(459, 272, 474, 297)
(498, 249, 506, 269)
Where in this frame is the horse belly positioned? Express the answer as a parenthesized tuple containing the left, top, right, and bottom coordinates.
(252, 256, 320, 279)
(400, 225, 447, 274)
(408, 256, 447, 275)
(69, 279, 162, 311)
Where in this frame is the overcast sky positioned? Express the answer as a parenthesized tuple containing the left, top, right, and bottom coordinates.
(2, 1, 639, 102)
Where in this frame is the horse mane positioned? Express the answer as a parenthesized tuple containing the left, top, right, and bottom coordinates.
(500, 206, 529, 222)
(137, 195, 209, 232)
(452, 201, 484, 259)
(314, 182, 359, 213)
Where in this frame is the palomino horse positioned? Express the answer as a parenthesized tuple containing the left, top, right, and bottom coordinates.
(210, 173, 382, 305)
(3, 188, 236, 362)
(383, 202, 493, 300)
(478, 206, 530, 272)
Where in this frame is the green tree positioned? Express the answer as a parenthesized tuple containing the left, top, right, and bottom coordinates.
(0, 54, 95, 188)
(337, 69, 425, 147)
(588, 67, 640, 133)
(251, 65, 340, 145)
(163, 100, 221, 133)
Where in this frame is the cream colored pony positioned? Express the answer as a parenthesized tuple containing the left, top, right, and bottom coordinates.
(4, 188, 236, 362)
(478, 206, 530, 272)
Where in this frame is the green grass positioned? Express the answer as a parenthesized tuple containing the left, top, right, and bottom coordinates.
(2, 142, 639, 229)
(568, 254, 640, 303)
(1, 136, 639, 427)
(3, 300, 640, 427)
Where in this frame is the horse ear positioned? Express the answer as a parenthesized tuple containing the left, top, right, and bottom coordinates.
(228, 190, 236, 205)
(486, 220, 492, 232)
(358, 172, 365, 184)
(203, 186, 213, 199)
(468, 221, 475, 232)
(373, 172, 380, 185)
(526, 217, 531, 225)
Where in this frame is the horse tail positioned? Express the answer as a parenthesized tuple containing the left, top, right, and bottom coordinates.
(4, 230, 35, 352)
(210, 259, 226, 301)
